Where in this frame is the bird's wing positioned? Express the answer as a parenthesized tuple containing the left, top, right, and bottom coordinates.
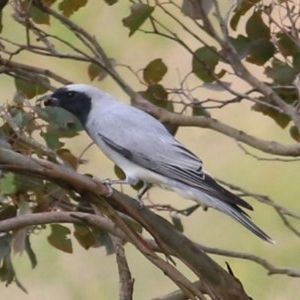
(99, 133, 204, 185)
(98, 132, 252, 211)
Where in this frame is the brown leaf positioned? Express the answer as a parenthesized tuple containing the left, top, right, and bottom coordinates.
(58, 0, 88, 17)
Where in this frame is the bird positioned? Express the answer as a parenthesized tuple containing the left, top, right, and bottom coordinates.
(43, 83, 274, 243)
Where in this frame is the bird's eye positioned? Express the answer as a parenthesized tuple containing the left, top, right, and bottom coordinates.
(67, 91, 75, 98)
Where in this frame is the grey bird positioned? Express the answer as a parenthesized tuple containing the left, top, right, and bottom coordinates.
(43, 83, 274, 243)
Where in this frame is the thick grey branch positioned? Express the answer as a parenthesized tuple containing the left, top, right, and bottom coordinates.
(0, 211, 124, 238)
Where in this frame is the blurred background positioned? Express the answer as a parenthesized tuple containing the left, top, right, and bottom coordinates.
(0, 1, 299, 299)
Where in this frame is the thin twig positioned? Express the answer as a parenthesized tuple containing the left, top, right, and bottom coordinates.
(237, 143, 300, 162)
(111, 236, 134, 300)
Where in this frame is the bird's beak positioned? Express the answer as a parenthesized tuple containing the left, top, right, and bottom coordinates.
(36, 94, 60, 107)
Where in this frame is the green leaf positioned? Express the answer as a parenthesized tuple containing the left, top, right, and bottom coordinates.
(139, 84, 177, 135)
(267, 87, 298, 121)
(0, 205, 17, 221)
(0, 13, 2, 34)
(246, 39, 275, 65)
(230, 35, 250, 59)
(47, 224, 72, 253)
(20, 0, 55, 25)
(140, 84, 170, 109)
(181, 0, 213, 20)
(114, 165, 126, 180)
(74, 224, 96, 250)
(171, 215, 184, 232)
(252, 99, 291, 128)
(1, 177, 26, 197)
(103, 0, 118, 5)
(40, 129, 64, 149)
(230, 0, 260, 31)
(265, 59, 296, 85)
(28, 5, 50, 25)
(0, 0, 8, 11)
(274, 87, 298, 105)
(0, 255, 14, 286)
(122, 3, 154, 36)
(114, 164, 144, 191)
(143, 58, 168, 84)
(0, 126, 12, 149)
(11, 110, 25, 128)
(93, 228, 114, 255)
(192, 47, 219, 82)
(87, 59, 116, 82)
(293, 53, 300, 72)
(192, 103, 211, 117)
(0, 173, 16, 195)
(131, 180, 144, 192)
(246, 11, 270, 40)
(277, 32, 298, 57)
(14, 77, 50, 99)
(25, 236, 37, 269)
(43, 0, 56, 5)
(0, 234, 11, 261)
(57, 149, 79, 168)
(13, 175, 44, 194)
(0, 253, 26, 292)
(58, 0, 88, 17)
(290, 126, 300, 142)
(10, 109, 33, 129)
(36, 106, 82, 132)
(87, 62, 106, 81)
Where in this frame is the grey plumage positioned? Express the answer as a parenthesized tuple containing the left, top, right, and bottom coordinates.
(43, 83, 274, 243)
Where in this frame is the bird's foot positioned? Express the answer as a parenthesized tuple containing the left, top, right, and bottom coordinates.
(101, 178, 129, 186)
(92, 177, 114, 197)
(93, 177, 128, 197)
(104, 183, 114, 197)
(135, 183, 152, 210)
(135, 196, 145, 210)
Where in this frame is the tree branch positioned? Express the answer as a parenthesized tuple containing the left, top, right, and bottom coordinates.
(0, 209, 299, 279)
(111, 235, 134, 300)
(0, 147, 250, 299)
(133, 100, 300, 157)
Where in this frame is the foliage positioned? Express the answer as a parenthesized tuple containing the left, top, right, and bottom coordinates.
(0, 0, 299, 299)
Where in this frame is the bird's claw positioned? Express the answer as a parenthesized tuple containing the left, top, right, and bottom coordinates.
(93, 176, 114, 197)
(136, 196, 145, 210)
(103, 181, 114, 197)
(101, 178, 113, 185)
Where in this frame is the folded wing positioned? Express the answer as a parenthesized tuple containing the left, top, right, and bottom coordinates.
(99, 134, 252, 211)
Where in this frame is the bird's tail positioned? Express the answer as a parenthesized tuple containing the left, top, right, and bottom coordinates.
(217, 201, 275, 244)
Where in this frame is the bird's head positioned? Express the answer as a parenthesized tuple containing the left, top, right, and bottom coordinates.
(42, 84, 101, 125)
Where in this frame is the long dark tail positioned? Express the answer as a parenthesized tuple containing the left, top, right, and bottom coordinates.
(194, 173, 274, 243)
(218, 202, 275, 244)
